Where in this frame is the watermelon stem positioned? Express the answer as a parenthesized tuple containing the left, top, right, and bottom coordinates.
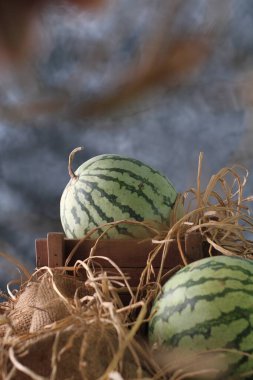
(68, 147, 84, 180)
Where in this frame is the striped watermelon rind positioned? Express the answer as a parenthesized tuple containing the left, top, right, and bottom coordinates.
(60, 153, 178, 239)
(149, 255, 253, 377)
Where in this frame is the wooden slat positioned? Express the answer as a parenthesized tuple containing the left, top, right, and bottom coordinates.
(35, 239, 48, 267)
(185, 232, 204, 261)
(35, 232, 209, 270)
(73, 266, 180, 287)
(47, 233, 65, 268)
(64, 238, 183, 268)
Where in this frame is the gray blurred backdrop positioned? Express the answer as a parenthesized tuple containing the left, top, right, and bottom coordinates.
(0, 0, 253, 287)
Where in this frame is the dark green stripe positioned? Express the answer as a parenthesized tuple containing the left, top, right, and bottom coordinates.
(162, 275, 253, 300)
(74, 187, 101, 225)
(78, 180, 144, 222)
(76, 187, 135, 237)
(113, 225, 135, 237)
(85, 167, 166, 195)
(62, 216, 76, 238)
(71, 206, 81, 225)
(79, 174, 169, 220)
(61, 189, 77, 238)
(157, 284, 253, 322)
(182, 259, 253, 277)
(81, 167, 175, 209)
(87, 157, 175, 200)
(62, 217, 77, 238)
(74, 187, 105, 236)
(83, 155, 168, 180)
(166, 306, 253, 348)
(230, 317, 252, 350)
(227, 349, 253, 378)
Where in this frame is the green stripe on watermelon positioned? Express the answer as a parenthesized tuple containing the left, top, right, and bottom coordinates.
(79, 154, 169, 179)
(149, 255, 253, 378)
(79, 174, 172, 218)
(83, 166, 171, 198)
(78, 180, 145, 220)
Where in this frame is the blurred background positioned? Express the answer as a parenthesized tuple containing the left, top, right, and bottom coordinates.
(0, 0, 253, 287)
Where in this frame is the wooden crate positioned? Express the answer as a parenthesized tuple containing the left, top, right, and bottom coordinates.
(35, 232, 209, 288)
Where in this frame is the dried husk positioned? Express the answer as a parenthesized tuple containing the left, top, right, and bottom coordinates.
(29, 272, 90, 333)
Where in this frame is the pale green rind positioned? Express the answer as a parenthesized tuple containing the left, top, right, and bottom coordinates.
(60, 154, 178, 239)
(149, 256, 253, 377)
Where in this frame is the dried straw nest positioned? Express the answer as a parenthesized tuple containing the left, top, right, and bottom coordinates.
(1, 154, 253, 380)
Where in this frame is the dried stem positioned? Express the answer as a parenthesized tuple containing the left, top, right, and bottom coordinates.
(68, 146, 84, 180)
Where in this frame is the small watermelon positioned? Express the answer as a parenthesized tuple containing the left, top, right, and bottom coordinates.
(149, 255, 253, 377)
(60, 147, 178, 239)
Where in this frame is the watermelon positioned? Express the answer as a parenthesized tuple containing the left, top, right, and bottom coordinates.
(60, 148, 178, 239)
(149, 255, 253, 377)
